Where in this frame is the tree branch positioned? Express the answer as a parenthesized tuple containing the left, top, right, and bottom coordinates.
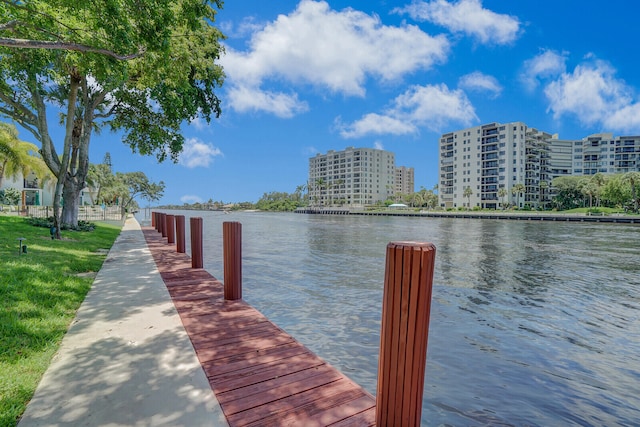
(0, 37, 146, 61)
(0, 90, 38, 125)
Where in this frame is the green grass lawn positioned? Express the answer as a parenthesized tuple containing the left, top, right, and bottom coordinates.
(0, 216, 121, 427)
(561, 207, 627, 214)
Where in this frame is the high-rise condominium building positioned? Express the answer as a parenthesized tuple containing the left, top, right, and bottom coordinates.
(395, 166, 415, 196)
(562, 133, 640, 176)
(308, 147, 398, 206)
(438, 122, 554, 210)
(439, 123, 640, 209)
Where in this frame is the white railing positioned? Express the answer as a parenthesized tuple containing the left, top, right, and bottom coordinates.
(17, 205, 123, 221)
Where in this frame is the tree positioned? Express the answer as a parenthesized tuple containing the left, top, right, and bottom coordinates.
(0, 0, 225, 237)
(622, 172, 640, 212)
(590, 173, 606, 207)
(511, 183, 525, 208)
(86, 163, 112, 204)
(0, 186, 19, 205)
(407, 192, 421, 208)
(0, 122, 50, 188)
(315, 178, 326, 206)
(551, 176, 584, 210)
(0, 123, 20, 185)
(463, 186, 473, 209)
(599, 173, 633, 208)
(580, 178, 598, 208)
(498, 188, 508, 209)
(115, 172, 165, 218)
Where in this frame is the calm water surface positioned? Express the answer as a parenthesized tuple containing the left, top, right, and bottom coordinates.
(146, 211, 640, 426)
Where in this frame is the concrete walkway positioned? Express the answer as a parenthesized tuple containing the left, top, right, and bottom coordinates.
(18, 217, 228, 427)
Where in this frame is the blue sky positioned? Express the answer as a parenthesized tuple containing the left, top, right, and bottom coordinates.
(21, 1, 640, 204)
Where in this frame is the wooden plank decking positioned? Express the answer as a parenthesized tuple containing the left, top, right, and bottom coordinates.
(142, 227, 376, 426)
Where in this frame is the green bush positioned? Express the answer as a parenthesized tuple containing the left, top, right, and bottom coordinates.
(24, 216, 96, 232)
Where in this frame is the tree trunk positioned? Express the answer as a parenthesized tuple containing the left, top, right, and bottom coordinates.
(61, 174, 82, 227)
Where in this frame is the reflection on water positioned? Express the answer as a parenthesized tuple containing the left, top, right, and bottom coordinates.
(146, 211, 640, 426)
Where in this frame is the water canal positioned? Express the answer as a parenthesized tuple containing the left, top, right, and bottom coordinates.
(142, 210, 640, 426)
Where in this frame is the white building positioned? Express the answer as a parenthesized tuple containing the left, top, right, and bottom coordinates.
(439, 122, 555, 209)
(1, 170, 98, 207)
(548, 133, 640, 177)
(439, 124, 640, 210)
(1, 171, 52, 206)
(308, 147, 398, 206)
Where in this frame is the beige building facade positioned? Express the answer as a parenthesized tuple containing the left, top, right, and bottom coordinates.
(309, 147, 405, 207)
(394, 166, 415, 196)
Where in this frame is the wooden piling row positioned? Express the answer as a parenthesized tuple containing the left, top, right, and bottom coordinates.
(149, 211, 436, 426)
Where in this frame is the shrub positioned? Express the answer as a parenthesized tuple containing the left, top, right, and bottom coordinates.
(25, 216, 96, 232)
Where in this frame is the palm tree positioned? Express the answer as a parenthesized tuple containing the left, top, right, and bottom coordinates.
(412, 192, 423, 208)
(0, 123, 51, 189)
(511, 183, 525, 208)
(463, 186, 473, 209)
(498, 188, 508, 210)
(294, 184, 305, 203)
(315, 178, 326, 206)
(581, 179, 598, 208)
(590, 173, 606, 207)
(622, 172, 640, 212)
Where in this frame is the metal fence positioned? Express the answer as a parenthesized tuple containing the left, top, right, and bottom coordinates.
(21, 205, 123, 221)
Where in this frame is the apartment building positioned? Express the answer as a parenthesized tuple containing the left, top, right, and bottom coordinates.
(615, 136, 640, 173)
(308, 147, 398, 206)
(439, 123, 640, 209)
(438, 121, 554, 209)
(395, 166, 415, 196)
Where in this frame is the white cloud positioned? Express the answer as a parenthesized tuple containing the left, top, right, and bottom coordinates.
(178, 137, 223, 168)
(604, 104, 640, 132)
(458, 71, 502, 98)
(190, 116, 207, 131)
(338, 113, 417, 138)
(396, 0, 521, 45)
(221, 0, 449, 116)
(521, 50, 567, 91)
(220, 16, 265, 39)
(373, 141, 384, 150)
(543, 60, 638, 131)
(226, 85, 309, 118)
(339, 84, 477, 138)
(180, 194, 203, 204)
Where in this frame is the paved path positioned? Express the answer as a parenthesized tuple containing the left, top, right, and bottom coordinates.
(18, 217, 228, 427)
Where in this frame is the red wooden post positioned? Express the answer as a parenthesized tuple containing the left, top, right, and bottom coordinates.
(223, 221, 242, 300)
(190, 217, 203, 269)
(166, 214, 175, 244)
(160, 213, 167, 238)
(376, 242, 436, 427)
(175, 215, 186, 253)
(151, 211, 156, 228)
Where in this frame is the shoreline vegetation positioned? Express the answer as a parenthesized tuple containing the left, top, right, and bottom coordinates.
(0, 216, 121, 427)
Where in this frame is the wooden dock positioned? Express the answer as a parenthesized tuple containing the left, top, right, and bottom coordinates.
(142, 227, 376, 427)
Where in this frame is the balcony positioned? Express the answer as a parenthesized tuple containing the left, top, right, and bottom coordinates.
(23, 179, 39, 189)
